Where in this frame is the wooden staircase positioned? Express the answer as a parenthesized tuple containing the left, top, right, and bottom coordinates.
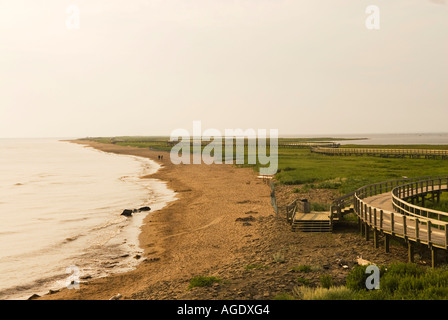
(291, 212, 332, 232)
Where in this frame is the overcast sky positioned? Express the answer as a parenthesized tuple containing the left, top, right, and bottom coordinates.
(0, 0, 447, 138)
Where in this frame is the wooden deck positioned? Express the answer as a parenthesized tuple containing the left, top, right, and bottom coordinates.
(294, 212, 331, 221)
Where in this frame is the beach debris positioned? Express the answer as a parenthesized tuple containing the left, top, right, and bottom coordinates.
(121, 209, 133, 217)
(356, 256, 372, 266)
(235, 216, 256, 222)
(48, 289, 60, 294)
(336, 258, 348, 266)
(146, 257, 160, 263)
(27, 294, 40, 300)
(139, 206, 151, 212)
(175, 189, 192, 193)
(109, 293, 122, 300)
(134, 254, 141, 259)
(245, 210, 258, 214)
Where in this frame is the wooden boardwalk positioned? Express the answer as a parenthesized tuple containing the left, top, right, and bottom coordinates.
(364, 193, 447, 248)
(331, 176, 448, 266)
(312, 147, 448, 159)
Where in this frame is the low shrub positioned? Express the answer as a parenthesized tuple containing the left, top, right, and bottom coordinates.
(320, 274, 334, 289)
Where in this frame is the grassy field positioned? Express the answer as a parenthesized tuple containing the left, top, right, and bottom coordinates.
(275, 148, 448, 194)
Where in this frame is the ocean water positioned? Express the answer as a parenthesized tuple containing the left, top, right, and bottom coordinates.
(337, 133, 448, 145)
(0, 139, 176, 300)
(281, 133, 448, 145)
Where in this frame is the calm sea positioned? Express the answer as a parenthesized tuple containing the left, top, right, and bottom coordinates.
(0, 139, 176, 300)
(281, 133, 448, 145)
(337, 133, 448, 145)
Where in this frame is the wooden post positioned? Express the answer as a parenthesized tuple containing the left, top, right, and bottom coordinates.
(415, 218, 419, 241)
(373, 229, 379, 248)
(384, 234, 390, 253)
(403, 215, 407, 238)
(380, 210, 383, 230)
(408, 242, 414, 263)
(365, 223, 370, 241)
(359, 217, 363, 235)
(431, 247, 437, 269)
(391, 212, 395, 234)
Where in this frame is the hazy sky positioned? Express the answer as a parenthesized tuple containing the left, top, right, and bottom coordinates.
(0, 0, 447, 138)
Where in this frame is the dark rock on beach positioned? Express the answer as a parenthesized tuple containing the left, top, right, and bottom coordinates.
(121, 209, 133, 217)
(139, 206, 151, 212)
(235, 216, 256, 222)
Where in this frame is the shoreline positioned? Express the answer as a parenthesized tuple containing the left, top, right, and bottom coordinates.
(40, 139, 276, 299)
(11, 140, 177, 300)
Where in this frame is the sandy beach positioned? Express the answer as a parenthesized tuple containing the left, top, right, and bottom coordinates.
(40, 140, 412, 300)
(40, 140, 276, 299)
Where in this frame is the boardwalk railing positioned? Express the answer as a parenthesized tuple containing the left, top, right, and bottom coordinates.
(391, 177, 448, 226)
(312, 147, 448, 159)
(286, 200, 298, 223)
(331, 175, 444, 216)
(331, 191, 355, 217)
(353, 176, 448, 250)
